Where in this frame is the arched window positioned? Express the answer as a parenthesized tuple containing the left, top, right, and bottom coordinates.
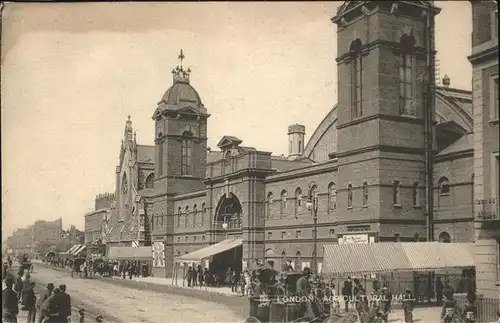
(394, 233, 401, 242)
(412, 182, 419, 206)
(121, 173, 128, 195)
(349, 38, 363, 119)
(201, 203, 206, 226)
(281, 190, 288, 216)
(177, 207, 182, 228)
(295, 188, 302, 216)
(157, 132, 163, 176)
(184, 206, 190, 228)
(267, 192, 274, 219)
(193, 205, 197, 227)
(298, 140, 302, 153)
(181, 131, 193, 175)
(145, 173, 154, 189)
(399, 33, 416, 116)
(393, 181, 401, 205)
(362, 182, 368, 206)
(439, 232, 451, 243)
(328, 183, 337, 213)
(310, 185, 318, 201)
(347, 184, 353, 208)
(439, 177, 450, 195)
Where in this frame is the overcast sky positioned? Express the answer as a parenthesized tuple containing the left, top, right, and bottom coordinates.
(1, 2, 471, 237)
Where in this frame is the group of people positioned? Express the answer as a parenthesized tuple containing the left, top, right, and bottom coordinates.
(2, 268, 71, 323)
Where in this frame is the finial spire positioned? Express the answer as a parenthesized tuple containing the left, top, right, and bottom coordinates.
(127, 115, 131, 121)
(172, 49, 191, 84)
(178, 49, 185, 67)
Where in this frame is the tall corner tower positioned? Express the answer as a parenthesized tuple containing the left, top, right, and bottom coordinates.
(331, 1, 440, 241)
(151, 49, 210, 276)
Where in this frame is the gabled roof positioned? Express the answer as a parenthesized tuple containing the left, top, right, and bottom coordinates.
(437, 133, 473, 157)
(217, 136, 243, 149)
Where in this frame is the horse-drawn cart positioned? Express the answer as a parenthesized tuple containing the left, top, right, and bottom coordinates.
(244, 269, 359, 323)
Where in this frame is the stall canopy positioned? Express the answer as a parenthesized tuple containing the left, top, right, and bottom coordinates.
(175, 237, 243, 263)
(322, 242, 475, 276)
(107, 246, 152, 261)
(70, 244, 87, 257)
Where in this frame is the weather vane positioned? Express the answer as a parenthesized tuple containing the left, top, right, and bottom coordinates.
(178, 49, 185, 67)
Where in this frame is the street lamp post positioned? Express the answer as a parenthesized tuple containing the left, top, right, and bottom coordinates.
(306, 194, 319, 275)
(222, 221, 229, 240)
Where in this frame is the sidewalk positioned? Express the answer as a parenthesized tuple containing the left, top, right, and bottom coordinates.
(107, 274, 237, 297)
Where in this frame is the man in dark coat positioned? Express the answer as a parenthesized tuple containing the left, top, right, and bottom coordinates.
(57, 285, 72, 322)
(22, 282, 37, 323)
(37, 283, 54, 323)
(3, 277, 19, 323)
(435, 277, 444, 305)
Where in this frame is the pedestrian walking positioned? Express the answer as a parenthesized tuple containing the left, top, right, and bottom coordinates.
(15, 273, 24, 303)
(2, 277, 19, 323)
(185, 266, 193, 287)
(22, 282, 37, 323)
(37, 283, 54, 323)
(435, 276, 444, 306)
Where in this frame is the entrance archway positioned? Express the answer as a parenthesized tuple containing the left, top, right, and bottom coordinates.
(214, 193, 243, 230)
(210, 193, 243, 283)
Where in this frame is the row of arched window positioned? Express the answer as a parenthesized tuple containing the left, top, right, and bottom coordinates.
(266, 183, 338, 218)
(176, 203, 207, 229)
(266, 179, 451, 215)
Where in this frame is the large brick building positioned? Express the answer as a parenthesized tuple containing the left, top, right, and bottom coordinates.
(6, 218, 63, 255)
(94, 1, 497, 280)
(468, 0, 499, 301)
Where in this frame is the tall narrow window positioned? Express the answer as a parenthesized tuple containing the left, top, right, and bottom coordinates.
(298, 140, 302, 153)
(412, 182, 419, 206)
(328, 183, 337, 213)
(350, 39, 363, 119)
(160, 213, 164, 228)
(281, 190, 288, 217)
(362, 182, 368, 206)
(157, 132, 163, 176)
(184, 206, 189, 228)
(267, 192, 274, 219)
(177, 207, 181, 228)
(193, 205, 197, 227)
(399, 34, 415, 116)
(181, 131, 193, 175)
(201, 203, 206, 226)
(393, 181, 401, 205)
(295, 188, 302, 217)
(347, 184, 353, 208)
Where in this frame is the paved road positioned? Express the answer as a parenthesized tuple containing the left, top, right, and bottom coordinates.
(25, 264, 243, 323)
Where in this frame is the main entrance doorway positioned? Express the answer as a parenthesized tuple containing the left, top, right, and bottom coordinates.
(211, 193, 243, 283)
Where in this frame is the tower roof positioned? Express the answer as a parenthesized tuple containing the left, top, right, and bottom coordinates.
(159, 49, 203, 107)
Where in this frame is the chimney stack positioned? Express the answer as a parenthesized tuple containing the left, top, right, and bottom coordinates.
(287, 124, 306, 159)
(442, 74, 450, 88)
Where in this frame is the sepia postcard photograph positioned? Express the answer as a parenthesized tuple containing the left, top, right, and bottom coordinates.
(1, 1, 499, 322)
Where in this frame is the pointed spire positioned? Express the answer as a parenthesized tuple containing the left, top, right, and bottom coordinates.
(178, 49, 185, 67)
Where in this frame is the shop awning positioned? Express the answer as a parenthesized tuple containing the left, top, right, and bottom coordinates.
(401, 242, 475, 271)
(67, 245, 80, 254)
(107, 246, 152, 261)
(323, 242, 411, 276)
(175, 238, 243, 263)
(322, 242, 475, 276)
(71, 244, 87, 256)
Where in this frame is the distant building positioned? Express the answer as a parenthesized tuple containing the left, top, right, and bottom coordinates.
(468, 0, 499, 301)
(6, 218, 63, 255)
(84, 193, 115, 244)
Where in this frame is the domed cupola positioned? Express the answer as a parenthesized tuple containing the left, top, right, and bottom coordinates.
(154, 49, 208, 119)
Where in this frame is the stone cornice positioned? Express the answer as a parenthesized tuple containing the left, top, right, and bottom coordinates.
(204, 168, 275, 184)
(337, 144, 426, 158)
(265, 161, 338, 184)
(467, 45, 499, 65)
(336, 40, 431, 64)
(336, 113, 427, 130)
(435, 149, 474, 162)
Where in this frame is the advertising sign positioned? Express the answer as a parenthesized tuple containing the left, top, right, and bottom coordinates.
(339, 234, 370, 244)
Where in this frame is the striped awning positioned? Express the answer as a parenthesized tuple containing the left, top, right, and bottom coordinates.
(175, 238, 243, 263)
(402, 242, 475, 271)
(323, 242, 410, 276)
(322, 242, 475, 276)
(68, 244, 87, 256)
